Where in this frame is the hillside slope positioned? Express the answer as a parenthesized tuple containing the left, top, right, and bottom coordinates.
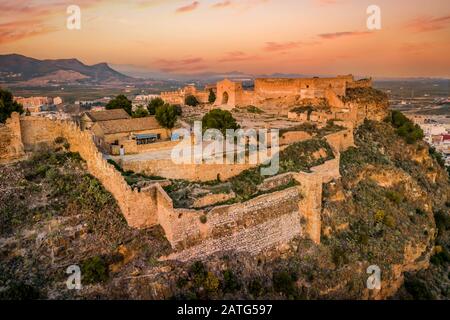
(0, 54, 135, 84)
(0, 119, 448, 300)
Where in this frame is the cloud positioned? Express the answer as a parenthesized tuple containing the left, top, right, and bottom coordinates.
(0, 0, 108, 44)
(263, 41, 319, 52)
(218, 51, 259, 62)
(135, 0, 171, 9)
(400, 42, 435, 54)
(155, 57, 206, 72)
(160, 65, 208, 73)
(175, 1, 200, 13)
(0, 20, 58, 45)
(211, 0, 268, 10)
(212, 1, 232, 9)
(318, 31, 371, 39)
(405, 15, 450, 33)
(156, 57, 204, 65)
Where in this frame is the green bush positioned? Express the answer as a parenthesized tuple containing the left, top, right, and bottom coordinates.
(374, 210, 386, 224)
(45, 167, 60, 182)
(383, 215, 396, 228)
(331, 246, 349, 267)
(204, 272, 220, 294)
(404, 278, 434, 300)
(0, 281, 41, 300)
(25, 164, 50, 181)
(189, 261, 207, 287)
(0, 88, 24, 123)
(106, 94, 132, 115)
(222, 270, 241, 293)
(246, 105, 264, 114)
(248, 278, 264, 297)
(430, 248, 450, 266)
(385, 190, 403, 204)
(434, 211, 450, 234)
(132, 105, 149, 118)
(202, 109, 239, 134)
(107, 159, 124, 173)
(208, 89, 216, 104)
(429, 147, 445, 167)
(173, 104, 183, 116)
(147, 97, 165, 115)
(155, 103, 178, 130)
(389, 110, 424, 144)
(272, 271, 298, 297)
(374, 209, 396, 228)
(185, 95, 199, 107)
(81, 256, 109, 284)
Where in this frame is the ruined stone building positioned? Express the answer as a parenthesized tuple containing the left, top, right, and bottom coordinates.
(214, 75, 372, 108)
(161, 85, 213, 105)
(160, 75, 372, 111)
(80, 108, 131, 130)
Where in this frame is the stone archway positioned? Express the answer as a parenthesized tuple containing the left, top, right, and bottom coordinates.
(222, 91, 229, 105)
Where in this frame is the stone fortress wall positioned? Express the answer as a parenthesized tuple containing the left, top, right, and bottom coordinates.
(160, 75, 371, 110)
(121, 159, 254, 182)
(213, 75, 372, 109)
(118, 127, 352, 184)
(161, 85, 210, 105)
(18, 116, 159, 229)
(2, 113, 355, 261)
(253, 75, 352, 99)
(0, 112, 25, 163)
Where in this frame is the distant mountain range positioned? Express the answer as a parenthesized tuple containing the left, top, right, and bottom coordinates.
(0, 54, 135, 85)
(111, 64, 330, 83)
(1, 54, 447, 88)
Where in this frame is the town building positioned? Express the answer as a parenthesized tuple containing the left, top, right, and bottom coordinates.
(53, 97, 63, 105)
(90, 116, 170, 155)
(80, 109, 131, 130)
(15, 96, 53, 113)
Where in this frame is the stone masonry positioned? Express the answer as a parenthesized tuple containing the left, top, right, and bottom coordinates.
(1, 113, 354, 261)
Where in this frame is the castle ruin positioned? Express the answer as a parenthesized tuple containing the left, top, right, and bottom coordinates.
(160, 75, 372, 110)
(0, 75, 386, 262)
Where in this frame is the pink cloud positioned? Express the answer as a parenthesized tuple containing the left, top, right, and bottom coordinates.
(0, 0, 109, 44)
(155, 57, 206, 72)
(211, 0, 268, 11)
(175, 1, 200, 13)
(264, 42, 301, 52)
(212, 1, 232, 8)
(160, 65, 208, 73)
(318, 31, 372, 39)
(218, 51, 259, 62)
(406, 15, 450, 33)
(263, 41, 319, 52)
(400, 42, 435, 54)
(0, 20, 58, 45)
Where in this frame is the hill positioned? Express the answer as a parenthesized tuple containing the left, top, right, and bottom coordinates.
(0, 54, 135, 85)
(0, 117, 448, 299)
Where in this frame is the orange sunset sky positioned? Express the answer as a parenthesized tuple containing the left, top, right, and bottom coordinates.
(0, 0, 449, 78)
